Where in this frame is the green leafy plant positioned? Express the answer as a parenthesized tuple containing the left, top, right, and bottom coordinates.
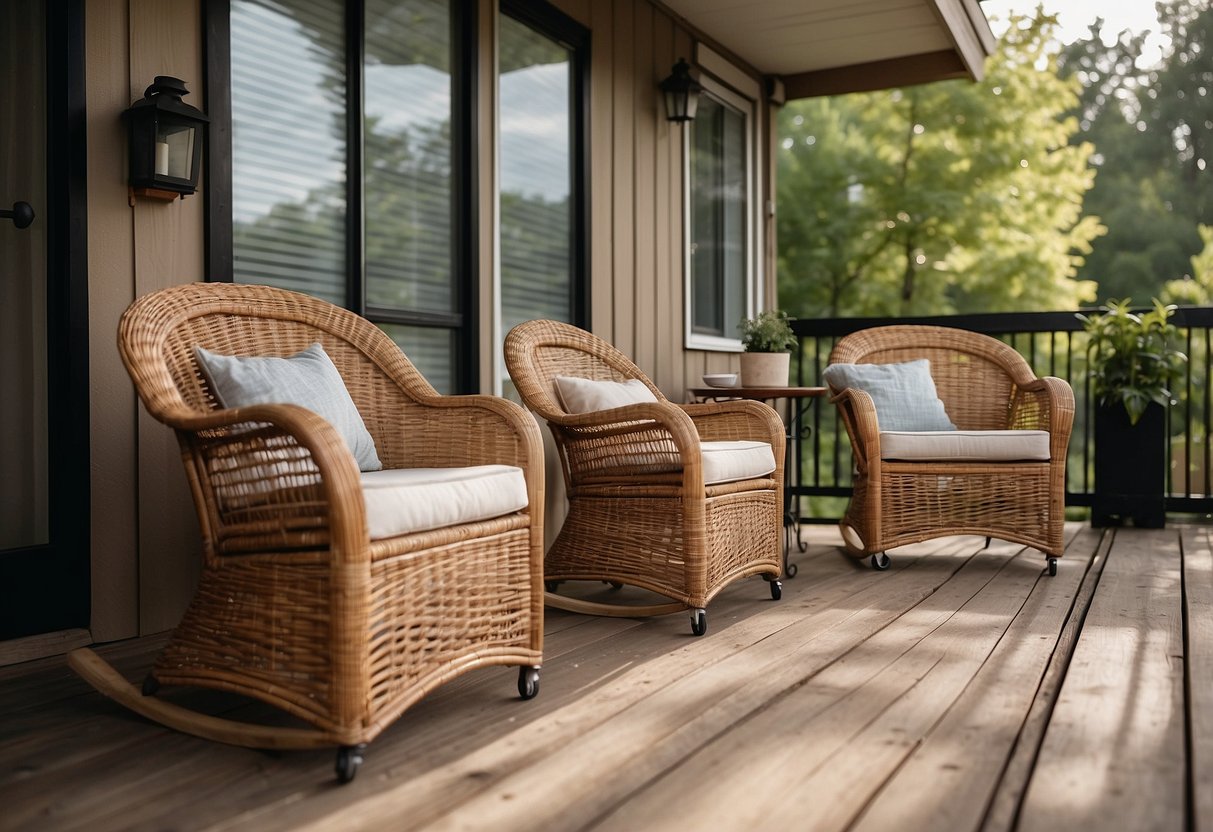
(740, 310, 796, 353)
(1078, 298, 1187, 425)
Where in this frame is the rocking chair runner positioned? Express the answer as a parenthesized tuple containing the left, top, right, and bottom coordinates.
(825, 325, 1074, 573)
(69, 283, 545, 782)
(504, 319, 786, 636)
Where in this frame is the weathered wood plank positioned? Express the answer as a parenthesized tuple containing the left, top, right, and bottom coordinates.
(177, 542, 856, 832)
(0, 608, 655, 827)
(6, 524, 1198, 832)
(980, 528, 1114, 832)
(853, 528, 1103, 832)
(1184, 526, 1213, 832)
(590, 542, 1036, 831)
(1016, 528, 1186, 832)
(412, 542, 994, 831)
(289, 541, 980, 831)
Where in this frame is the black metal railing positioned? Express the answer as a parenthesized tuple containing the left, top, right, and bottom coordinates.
(789, 307, 1213, 523)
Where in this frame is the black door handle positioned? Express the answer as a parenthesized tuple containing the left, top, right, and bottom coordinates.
(0, 202, 35, 229)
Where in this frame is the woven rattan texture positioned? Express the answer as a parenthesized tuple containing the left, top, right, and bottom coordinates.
(119, 282, 544, 750)
(505, 319, 784, 612)
(827, 325, 1074, 559)
(364, 527, 537, 738)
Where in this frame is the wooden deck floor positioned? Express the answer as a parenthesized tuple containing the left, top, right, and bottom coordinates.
(3, 523, 1211, 832)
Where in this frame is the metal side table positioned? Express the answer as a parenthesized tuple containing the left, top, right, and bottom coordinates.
(687, 385, 828, 577)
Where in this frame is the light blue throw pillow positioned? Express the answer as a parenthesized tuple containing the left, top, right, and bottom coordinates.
(195, 342, 383, 472)
(822, 360, 956, 432)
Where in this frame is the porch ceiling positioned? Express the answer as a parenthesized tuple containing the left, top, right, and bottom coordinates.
(659, 0, 997, 98)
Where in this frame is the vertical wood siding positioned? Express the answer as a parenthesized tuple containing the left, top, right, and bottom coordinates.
(553, 0, 774, 402)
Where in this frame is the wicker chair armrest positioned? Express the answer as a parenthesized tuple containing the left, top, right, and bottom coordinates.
(829, 387, 881, 470)
(163, 402, 367, 562)
(679, 400, 785, 453)
(1012, 376, 1075, 458)
(398, 394, 544, 474)
(553, 401, 705, 484)
(558, 401, 699, 448)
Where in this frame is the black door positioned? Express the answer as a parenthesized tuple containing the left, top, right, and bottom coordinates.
(0, 0, 90, 640)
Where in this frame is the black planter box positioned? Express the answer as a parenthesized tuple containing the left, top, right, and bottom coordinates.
(1092, 401, 1166, 528)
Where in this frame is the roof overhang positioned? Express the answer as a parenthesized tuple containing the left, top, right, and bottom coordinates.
(657, 0, 997, 99)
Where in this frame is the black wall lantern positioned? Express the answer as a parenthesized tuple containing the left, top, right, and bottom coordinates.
(124, 76, 209, 200)
(659, 58, 702, 123)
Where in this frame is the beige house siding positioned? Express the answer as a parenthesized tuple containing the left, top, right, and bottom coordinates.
(85, 0, 205, 641)
(555, 0, 778, 397)
(79, 0, 777, 641)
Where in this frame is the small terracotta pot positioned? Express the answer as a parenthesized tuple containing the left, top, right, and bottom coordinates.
(739, 352, 790, 387)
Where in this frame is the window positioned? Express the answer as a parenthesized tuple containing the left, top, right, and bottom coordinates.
(496, 0, 588, 394)
(217, 0, 472, 392)
(211, 0, 585, 394)
(685, 76, 758, 351)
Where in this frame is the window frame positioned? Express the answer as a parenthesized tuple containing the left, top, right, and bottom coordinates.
(204, 0, 480, 392)
(682, 71, 762, 353)
(492, 0, 590, 394)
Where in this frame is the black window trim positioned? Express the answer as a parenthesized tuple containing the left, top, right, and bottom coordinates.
(499, 0, 591, 330)
(203, 0, 480, 392)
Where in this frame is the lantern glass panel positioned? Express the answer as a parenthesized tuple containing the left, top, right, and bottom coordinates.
(664, 88, 681, 120)
(156, 122, 196, 180)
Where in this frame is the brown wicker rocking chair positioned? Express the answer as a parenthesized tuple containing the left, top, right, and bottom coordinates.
(825, 325, 1074, 574)
(504, 319, 786, 636)
(69, 283, 545, 782)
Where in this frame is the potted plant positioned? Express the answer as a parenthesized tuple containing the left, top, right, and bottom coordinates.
(1079, 298, 1187, 528)
(739, 310, 796, 387)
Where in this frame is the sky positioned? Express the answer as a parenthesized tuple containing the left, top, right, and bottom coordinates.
(980, 0, 1169, 65)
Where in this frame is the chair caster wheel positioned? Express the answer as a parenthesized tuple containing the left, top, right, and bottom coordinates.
(871, 553, 891, 571)
(518, 666, 540, 700)
(1047, 557, 1058, 577)
(786, 562, 798, 578)
(690, 608, 707, 636)
(769, 579, 783, 601)
(335, 744, 366, 783)
(141, 674, 160, 696)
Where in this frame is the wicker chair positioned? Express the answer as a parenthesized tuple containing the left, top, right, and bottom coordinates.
(504, 319, 785, 636)
(826, 325, 1074, 574)
(68, 283, 544, 782)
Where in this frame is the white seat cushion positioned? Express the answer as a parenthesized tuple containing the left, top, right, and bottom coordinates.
(879, 430, 1051, 462)
(360, 465, 528, 540)
(701, 440, 777, 485)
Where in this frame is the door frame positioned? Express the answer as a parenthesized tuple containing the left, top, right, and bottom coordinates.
(0, 0, 90, 640)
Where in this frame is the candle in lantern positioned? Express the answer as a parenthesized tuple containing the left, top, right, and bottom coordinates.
(155, 141, 170, 176)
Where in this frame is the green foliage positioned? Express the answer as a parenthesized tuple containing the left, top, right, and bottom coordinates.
(777, 12, 1100, 318)
(1078, 298, 1187, 424)
(1059, 0, 1213, 302)
(1161, 224, 1213, 304)
(739, 310, 796, 353)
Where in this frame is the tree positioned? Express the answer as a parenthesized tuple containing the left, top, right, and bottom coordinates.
(777, 12, 1101, 318)
(1162, 224, 1213, 303)
(1058, 0, 1213, 302)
